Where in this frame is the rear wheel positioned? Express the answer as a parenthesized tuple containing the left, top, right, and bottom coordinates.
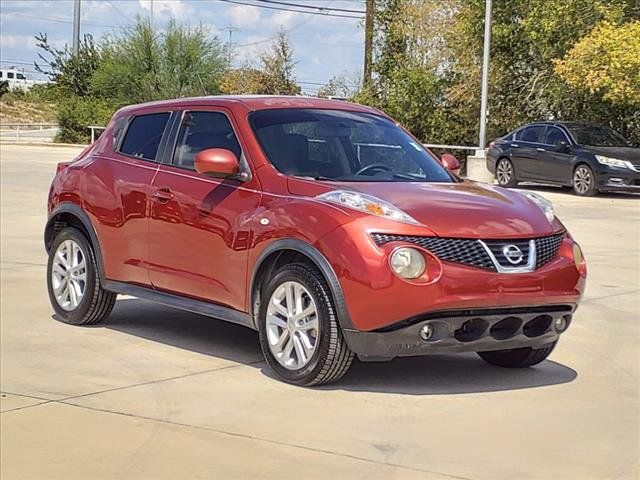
(573, 164, 597, 196)
(258, 263, 354, 386)
(496, 158, 517, 187)
(47, 227, 116, 325)
(477, 342, 556, 368)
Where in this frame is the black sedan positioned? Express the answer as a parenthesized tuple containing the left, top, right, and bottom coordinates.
(486, 122, 640, 196)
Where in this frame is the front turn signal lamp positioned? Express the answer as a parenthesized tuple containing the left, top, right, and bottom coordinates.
(316, 190, 420, 226)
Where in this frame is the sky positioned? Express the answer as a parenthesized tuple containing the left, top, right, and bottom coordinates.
(0, 0, 366, 94)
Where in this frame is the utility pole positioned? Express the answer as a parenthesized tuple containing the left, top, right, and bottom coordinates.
(150, 0, 154, 32)
(478, 0, 492, 151)
(225, 26, 239, 66)
(363, 0, 374, 86)
(72, 0, 81, 55)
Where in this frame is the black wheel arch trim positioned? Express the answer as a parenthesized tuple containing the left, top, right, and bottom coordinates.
(250, 238, 355, 331)
(45, 202, 107, 284)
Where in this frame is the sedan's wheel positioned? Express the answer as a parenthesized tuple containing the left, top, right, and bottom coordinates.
(496, 158, 517, 187)
(258, 263, 354, 386)
(573, 165, 597, 196)
(47, 227, 117, 325)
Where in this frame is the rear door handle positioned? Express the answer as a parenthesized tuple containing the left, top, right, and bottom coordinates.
(510, 143, 520, 148)
(152, 187, 174, 203)
(536, 147, 546, 152)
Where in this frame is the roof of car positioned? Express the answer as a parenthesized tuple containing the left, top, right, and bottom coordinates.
(116, 95, 382, 116)
(523, 121, 597, 128)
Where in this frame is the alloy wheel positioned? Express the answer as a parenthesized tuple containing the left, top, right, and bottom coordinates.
(496, 159, 513, 185)
(265, 281, 319, 370)
(573, 166, 592, 194)
(51, 239, 87, 311)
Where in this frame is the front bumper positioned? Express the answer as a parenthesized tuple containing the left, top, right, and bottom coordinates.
(597, 169, 640, 192)
(343, 305, 574, 361)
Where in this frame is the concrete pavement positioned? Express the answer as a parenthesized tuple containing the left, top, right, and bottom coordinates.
(1, 144, 638, 479)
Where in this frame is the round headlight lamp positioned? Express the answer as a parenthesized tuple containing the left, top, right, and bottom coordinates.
(390, 247, 426, 279)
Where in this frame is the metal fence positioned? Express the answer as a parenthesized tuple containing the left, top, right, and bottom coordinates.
(0, 123, 59, 143)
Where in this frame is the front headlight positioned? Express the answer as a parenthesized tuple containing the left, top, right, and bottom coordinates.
(521, 191, 555, 223)
(595, 155, 634, 170)
(316, 190, 420, 225)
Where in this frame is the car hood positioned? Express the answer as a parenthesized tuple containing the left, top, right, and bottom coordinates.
(584, 146, 640, 165)
(293, 179, 560, 238)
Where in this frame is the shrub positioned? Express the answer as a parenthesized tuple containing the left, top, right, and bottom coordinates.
(56, 97, 114, 144)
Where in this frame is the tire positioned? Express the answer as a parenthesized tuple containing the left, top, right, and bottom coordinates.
(573, 164, 598, 196)
(496, 158, 517, 187)
(477, 342, 556, 368)
(258, 263, 354, 386)
(47, 227, 117, 325)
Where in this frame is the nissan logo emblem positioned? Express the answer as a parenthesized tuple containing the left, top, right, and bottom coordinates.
(502, 244, 524, 265)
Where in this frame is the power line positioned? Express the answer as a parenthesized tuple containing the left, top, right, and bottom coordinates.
(254, 0, 365, 14)
(215, 0, 363, 19)
(1, 10, 119, 28)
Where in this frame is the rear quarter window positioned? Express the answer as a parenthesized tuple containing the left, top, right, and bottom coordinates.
(118, 112, 170, 161)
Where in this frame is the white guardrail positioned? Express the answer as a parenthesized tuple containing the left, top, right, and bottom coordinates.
(0, 123, 59, 143)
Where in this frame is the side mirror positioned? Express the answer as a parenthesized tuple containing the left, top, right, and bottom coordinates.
(195, 148, 240, 178)
(440, 153, 461, 175)
(556, 140, 570, 152)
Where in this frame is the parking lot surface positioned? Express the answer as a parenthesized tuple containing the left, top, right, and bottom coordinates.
(1, 144, 638, 479)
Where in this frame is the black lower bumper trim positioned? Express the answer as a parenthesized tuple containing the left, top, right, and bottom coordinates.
(343, 305, 575, 361)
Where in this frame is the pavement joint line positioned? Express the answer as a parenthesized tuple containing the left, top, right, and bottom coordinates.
(582, 288, 640, 304)
(53, 359, 266, 403)
(1, 390, 56, 402)
(56, 400, 474, 480)
(1, 400, 54, 414)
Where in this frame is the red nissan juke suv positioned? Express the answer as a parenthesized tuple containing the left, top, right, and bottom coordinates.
(45, 96, 586, 385)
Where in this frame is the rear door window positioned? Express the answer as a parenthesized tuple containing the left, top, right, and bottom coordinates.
(516, 125, 545, 143)
(119, 112, 171, 161)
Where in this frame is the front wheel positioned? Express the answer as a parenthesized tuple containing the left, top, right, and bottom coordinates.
(258, 263, 354, 386)
(496, 158, 517, 187)
(47, 227, 117, 325)
(573, 165, 598, 196)
(477, 342, 556, 368)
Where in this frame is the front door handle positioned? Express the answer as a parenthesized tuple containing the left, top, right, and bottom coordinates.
(152, 187, 174, 203)
(536, 147, 546, 152)
(511, 143, 520, 148)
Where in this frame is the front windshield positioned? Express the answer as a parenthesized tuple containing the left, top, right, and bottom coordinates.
(249, 108, 453, 183)
(567, 125, 630, 147)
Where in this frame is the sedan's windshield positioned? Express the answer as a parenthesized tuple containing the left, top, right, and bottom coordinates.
(567, 125, 631, 147)
(249, 108, 453, 183)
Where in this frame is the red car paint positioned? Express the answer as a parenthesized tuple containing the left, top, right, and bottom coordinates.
(47, 96, 585, 333)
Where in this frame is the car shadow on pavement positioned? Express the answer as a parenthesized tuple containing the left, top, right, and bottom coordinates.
(105, 298, 577, 395)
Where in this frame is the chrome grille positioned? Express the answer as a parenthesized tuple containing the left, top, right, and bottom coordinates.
(371, 233, 565, 272)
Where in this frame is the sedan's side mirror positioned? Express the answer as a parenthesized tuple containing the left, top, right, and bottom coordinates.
(195, 148, 240, 178)
(555, 140, 570, 153)
(440, 153, 461, 175)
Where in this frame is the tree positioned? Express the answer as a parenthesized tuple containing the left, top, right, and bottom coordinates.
(259, 30, 301, 95)
(0, 81, 9, 98)
(91, 19, 226, 104)
(316, 73, 359, 99)
(35, 32, 101, 97)
(219, 65, 267, 94)
(554, 21, 640, 106)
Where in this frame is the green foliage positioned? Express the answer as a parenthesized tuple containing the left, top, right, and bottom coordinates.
(0, 81, 10, 98)
(35, 33, 101, 98)
(554, 21, 640, 106)
(258, 30, 301, 95)
(91, 19, 226, 104)
(56, 96, 113, 144)
(219, 31, 301, 95)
